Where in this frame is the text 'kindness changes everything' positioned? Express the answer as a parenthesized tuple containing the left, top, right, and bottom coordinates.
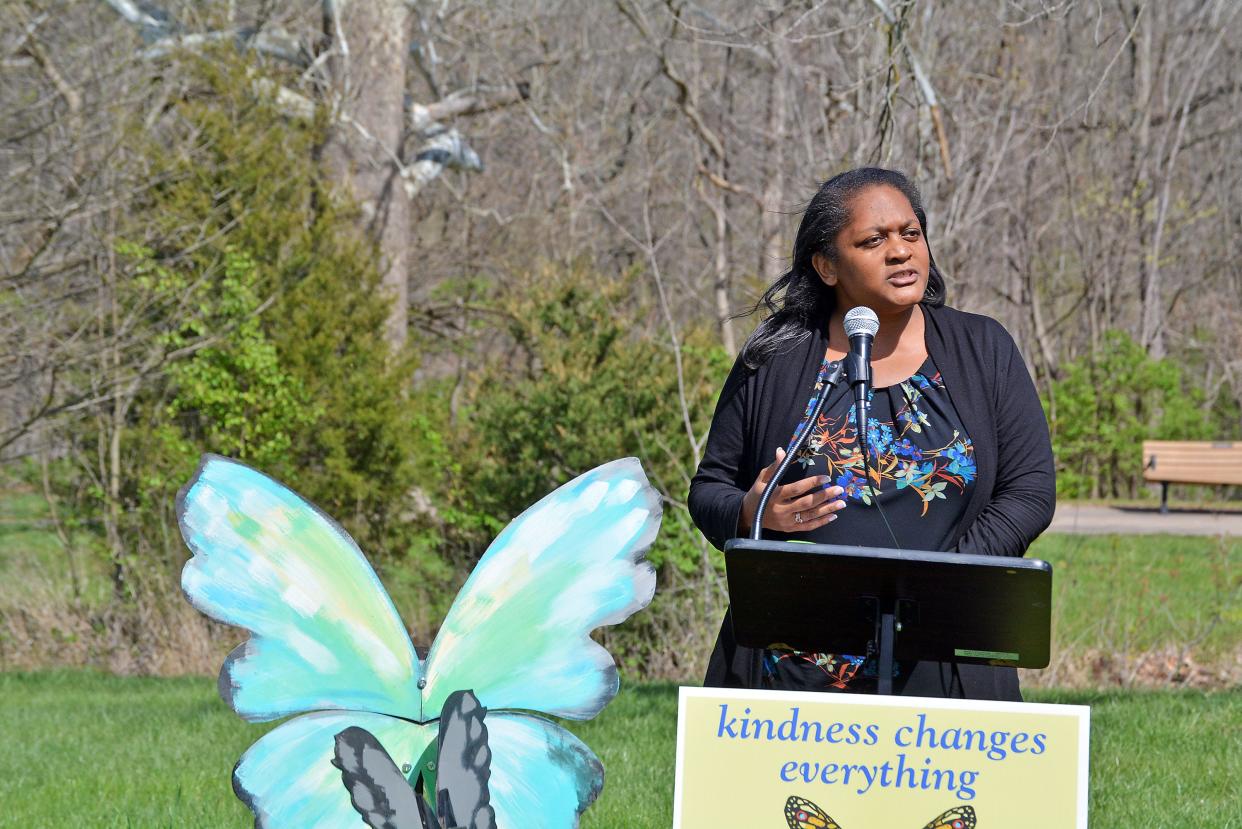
(713, 704, 1050, 802)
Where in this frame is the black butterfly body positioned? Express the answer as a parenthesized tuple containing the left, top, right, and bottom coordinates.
(334, 690, 496, 829)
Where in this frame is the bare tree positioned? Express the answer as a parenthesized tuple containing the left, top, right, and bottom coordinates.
(320, 0, 414, 346)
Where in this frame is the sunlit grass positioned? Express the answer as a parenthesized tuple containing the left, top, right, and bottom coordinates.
(0, 673, 1237, 828)
(1, 488, 1238, 827)
(1031, 533, 1239, 663)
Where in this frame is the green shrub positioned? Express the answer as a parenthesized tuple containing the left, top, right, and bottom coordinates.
(449, 265, 729, 566)
(1044, 331, 1215, 498)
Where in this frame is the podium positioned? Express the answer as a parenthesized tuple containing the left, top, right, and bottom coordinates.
(730, 357, 1054, 694)
(724, 538, 1052, 694)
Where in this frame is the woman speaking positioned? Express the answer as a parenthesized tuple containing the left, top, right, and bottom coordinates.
(688, 168, 1055, 701)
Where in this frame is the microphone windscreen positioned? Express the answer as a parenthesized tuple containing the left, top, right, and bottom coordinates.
(843, 306, 880, 339)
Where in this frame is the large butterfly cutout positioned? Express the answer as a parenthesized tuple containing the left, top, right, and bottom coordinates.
(784, 796, 977, 829)
(178, 454, 660, 827)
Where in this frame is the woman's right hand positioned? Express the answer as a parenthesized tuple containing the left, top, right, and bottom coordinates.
(738, 447, 847, 535)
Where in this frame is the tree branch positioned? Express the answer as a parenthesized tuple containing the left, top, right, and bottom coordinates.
(102, 0, 168, 31)
(401, 127, 482, 199)
(143, 28, 307, 66)
(869, 0, 953, 179)
(408, 84, 529, 134)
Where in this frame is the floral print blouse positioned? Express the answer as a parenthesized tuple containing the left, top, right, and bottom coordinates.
(762, 351, 977, 693)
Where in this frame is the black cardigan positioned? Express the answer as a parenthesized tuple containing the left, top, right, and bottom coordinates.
(688, 303, 1056, 698)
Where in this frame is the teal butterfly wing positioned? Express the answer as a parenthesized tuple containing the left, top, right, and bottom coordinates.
(474, 713, 603, 828)
(178, 455, 422, 722)
(421, 457, 660, 721)
(234, 711, 434, 828)
(236, 710, 601, 829)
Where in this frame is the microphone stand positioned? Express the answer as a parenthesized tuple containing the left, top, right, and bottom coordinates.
(843, 312, 906, 691)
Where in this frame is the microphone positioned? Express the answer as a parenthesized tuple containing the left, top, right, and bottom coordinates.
(842, 305, 902, 549)
(843, 306, 879, 466)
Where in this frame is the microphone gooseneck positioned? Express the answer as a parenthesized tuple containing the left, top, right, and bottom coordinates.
(750, 360, 845, 540)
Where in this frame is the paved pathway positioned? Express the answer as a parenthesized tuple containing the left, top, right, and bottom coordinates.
(1048, 503, 1242, 536)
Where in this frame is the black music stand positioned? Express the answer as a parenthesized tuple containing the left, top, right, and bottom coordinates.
(724, 539, 1052, 695)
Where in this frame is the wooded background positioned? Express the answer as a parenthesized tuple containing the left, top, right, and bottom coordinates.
(2, 0, 1239, 677)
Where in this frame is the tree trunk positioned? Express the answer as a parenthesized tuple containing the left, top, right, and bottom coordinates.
(759, 59, 787, 284)
(709, 188, 736, 355)
(1131, 6, 1160, 357)
(322, 0, 412, 350)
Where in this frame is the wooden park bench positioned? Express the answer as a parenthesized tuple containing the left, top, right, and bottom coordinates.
(1142, 440, 1242, 513)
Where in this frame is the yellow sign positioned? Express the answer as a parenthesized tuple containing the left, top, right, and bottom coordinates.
(674, 688, 1089, 828)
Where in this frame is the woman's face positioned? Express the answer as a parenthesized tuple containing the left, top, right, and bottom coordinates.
(812, 185, 930, 316)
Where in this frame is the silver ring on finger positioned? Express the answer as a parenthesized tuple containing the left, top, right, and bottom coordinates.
(794, 511, 803, 524)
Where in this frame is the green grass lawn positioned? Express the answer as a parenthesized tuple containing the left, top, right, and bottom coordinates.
(2, 486, 1238, 826)
(0, 672, 1237, 828)
(1030, 533, 1240, 667)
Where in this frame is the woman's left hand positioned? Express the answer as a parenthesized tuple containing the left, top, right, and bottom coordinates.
(738, 447, 847, 534)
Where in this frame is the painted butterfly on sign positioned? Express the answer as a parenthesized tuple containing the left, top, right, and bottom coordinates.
(785, 795, 843, 829)
(178, 454, 660, 828)
(784, 796, 977, 829)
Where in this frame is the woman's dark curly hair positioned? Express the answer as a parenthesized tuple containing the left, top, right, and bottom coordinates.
(739, 167, 946, 369)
